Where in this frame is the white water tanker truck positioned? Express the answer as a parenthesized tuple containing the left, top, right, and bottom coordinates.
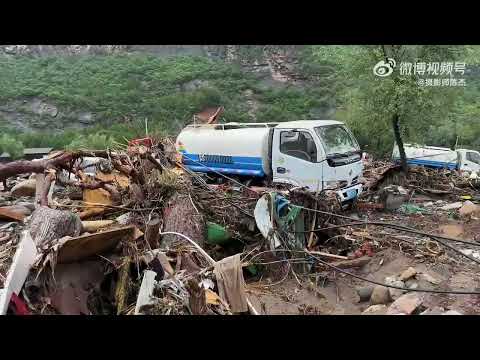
(176, 120, 364, 203)
(392, 144, 480, 173)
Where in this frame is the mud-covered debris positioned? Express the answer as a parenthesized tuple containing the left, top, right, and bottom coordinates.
(362, 304, 388, 315)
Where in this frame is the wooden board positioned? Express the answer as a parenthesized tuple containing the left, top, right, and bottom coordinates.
(57, 226, 136, 264)
(0, 207, 26, 222)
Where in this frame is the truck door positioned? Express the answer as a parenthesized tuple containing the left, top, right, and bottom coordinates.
(271, 129, 323, 190)
(463, 151, 480, 172)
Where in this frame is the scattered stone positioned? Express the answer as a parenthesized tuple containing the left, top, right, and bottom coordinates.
(362, 304, 387, 315)
(370, 285, 391, 305)
(459, 201, 480, 217)
(387, 293, 422, 315)
(418, 273, 441, 285)
(399, 267, 417, 281)
(10, 179, 37, 198)
(385, 277, 406, 300)
(440, 202, 463, 211)
(406, 280, 418, 290)
(442, 310, 462, 315)
(423, 202, 434, 207)
(420, 306, 445, 315)
(356, 286, 374, 303)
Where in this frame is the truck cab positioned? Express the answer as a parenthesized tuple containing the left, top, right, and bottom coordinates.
(456, 149, 480, 173)
(269, 120, 363, 202)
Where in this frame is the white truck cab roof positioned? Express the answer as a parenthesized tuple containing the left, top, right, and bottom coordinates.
(275, 120, 344, 130)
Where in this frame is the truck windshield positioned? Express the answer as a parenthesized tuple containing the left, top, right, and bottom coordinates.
(314, 125, 359, 156)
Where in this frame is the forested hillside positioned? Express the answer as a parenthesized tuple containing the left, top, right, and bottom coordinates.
(0, 45, 479, 158)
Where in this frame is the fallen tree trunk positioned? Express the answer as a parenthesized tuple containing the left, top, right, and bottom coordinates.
(0, 152, 75, 182)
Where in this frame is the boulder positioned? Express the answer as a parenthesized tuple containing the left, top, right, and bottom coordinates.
(370, 285, 391, 305)
(11, 179, 37, 198)
(356, 286, 374, 303)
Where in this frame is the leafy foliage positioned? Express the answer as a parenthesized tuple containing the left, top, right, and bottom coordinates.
(0, 134, 24, 159)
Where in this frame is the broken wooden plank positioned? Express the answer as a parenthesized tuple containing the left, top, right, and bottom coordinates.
(57, 226, 137, 264)
(0, 231, 38, 315)
(134, 270, 157, 315)
(0, 207, 27, 222)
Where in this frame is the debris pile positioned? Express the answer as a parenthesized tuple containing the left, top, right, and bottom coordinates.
(1, 145, 480, 315)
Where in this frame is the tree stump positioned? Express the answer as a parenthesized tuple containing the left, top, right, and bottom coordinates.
(161, 194, 205, 248)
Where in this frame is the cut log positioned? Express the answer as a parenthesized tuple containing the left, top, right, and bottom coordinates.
(29, 207, 83, 249)
(145, 217, 161, 248)
(81, 220, 115, 233)
(162, 194, 205, 248)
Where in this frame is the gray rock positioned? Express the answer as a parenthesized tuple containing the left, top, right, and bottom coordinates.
(78, 112, 94, 124)
(370, 285, 391, 305)
(356, 286, 374, 302)
(385, 276, 406, 300)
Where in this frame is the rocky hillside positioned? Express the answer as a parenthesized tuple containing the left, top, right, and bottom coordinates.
(0, 45, 336, 146)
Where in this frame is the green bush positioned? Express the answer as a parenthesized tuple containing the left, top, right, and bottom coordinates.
(0, 134, 24, 159)
(66, 134, 116, 150)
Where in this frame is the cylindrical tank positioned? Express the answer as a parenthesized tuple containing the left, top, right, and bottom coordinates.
(176, 124, 271, 177)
